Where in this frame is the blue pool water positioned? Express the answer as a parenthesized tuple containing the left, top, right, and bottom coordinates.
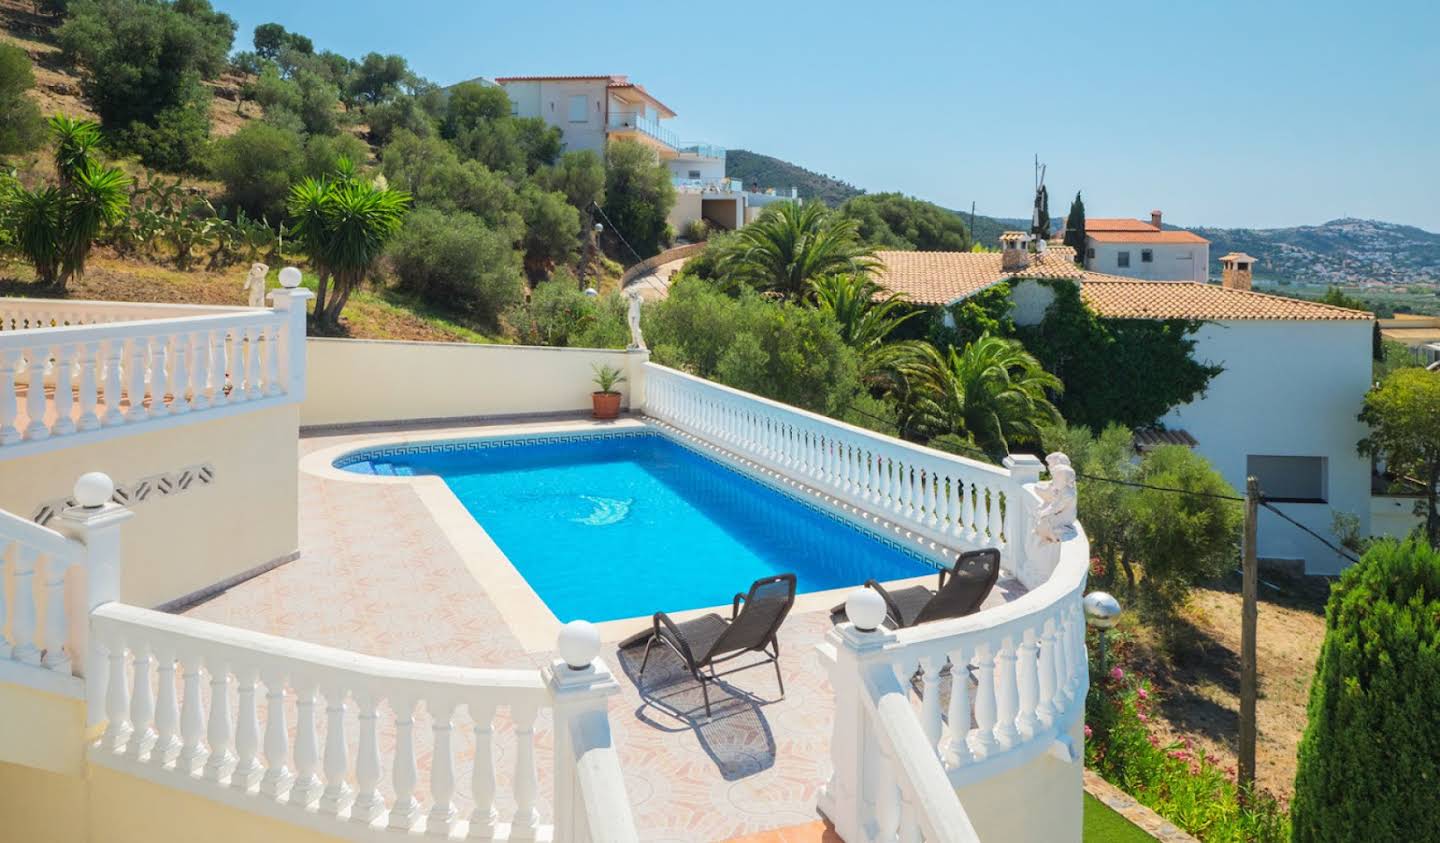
(338, 433, 937, 622)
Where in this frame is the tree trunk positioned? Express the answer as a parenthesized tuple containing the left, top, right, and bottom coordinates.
(1427, 462, 1439, 550)
(312, 273, 330, 325)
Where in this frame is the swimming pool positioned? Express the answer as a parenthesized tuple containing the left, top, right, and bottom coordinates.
(337, 432, 938, 622)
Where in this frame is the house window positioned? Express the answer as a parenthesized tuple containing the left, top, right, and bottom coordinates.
(1247, 455, 1327, 504)
(1141, 249, 1153, 263)
(510, 100, 519, 116)
(688, 169, 701, 179)
(568, 95, 589, 123)
(1117, 251, 1131, 268)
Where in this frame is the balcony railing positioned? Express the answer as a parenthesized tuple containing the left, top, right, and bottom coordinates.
(672, 176, 744, 194)
(606, 111, 678, 150)
(677, 142, 726, 160)
(0, 292, 311, 458)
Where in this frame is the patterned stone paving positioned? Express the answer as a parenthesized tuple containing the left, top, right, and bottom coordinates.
(182, 420, 1017, 842)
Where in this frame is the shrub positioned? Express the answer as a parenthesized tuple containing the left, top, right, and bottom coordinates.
(602, 138, 676, 259)
(209, 121, 303, 221)
(1086, 640, 1290, 842)
(681, 218, 710, 243)
(303, 133, 370, 180)
(1291, 538, 1440, 841)
(645, 277, 862, 415)
(387, 208, 524, 327)
(0, 44, 46, 157)
(504, 271, 627, 348)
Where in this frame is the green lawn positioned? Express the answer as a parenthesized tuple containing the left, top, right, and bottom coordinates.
(1085, 793, 1154, 842)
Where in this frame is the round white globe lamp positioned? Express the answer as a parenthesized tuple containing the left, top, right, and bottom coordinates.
(278, 266, 303, 289)
(845, 588, 887, 632)
(74, 472, 114, 509)
(557, 620, 601, 670)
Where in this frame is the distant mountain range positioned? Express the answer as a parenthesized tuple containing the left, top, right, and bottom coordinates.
(726, 150, 1440, 286)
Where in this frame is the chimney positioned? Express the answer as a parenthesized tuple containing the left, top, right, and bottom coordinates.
(1150, 209, 1163, 230)
(1220, 252, 1256, 291)
(1000, 231, 1031, 272)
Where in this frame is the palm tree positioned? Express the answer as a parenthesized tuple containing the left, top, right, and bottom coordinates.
(725, 201, 876, 300)
(57, 160, 129, 284)
(811, 272, 930, 391)
(287, 159, 411, 329)
(917, 334, 1063, 460)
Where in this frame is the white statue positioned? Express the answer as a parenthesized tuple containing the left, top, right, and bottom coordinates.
(1034, 453, 1078, 543)
(626, 291, 646, 350)
(243, 262, 269, 308)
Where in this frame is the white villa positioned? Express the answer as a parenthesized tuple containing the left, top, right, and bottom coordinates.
(876, 235, 1375, 575)
(490, 74, 796, 235)
(0, 285, 1094, 841)
(1083, 211, 1211, 282)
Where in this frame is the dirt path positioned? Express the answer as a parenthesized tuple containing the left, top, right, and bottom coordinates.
(1133, 570, 1330, 800)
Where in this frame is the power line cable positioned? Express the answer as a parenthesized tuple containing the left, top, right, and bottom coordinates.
(590, 201, 647, 267)
(1258, 501, 1361, 566)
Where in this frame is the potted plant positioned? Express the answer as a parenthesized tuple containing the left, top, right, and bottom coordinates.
(591, 364, 627, 419)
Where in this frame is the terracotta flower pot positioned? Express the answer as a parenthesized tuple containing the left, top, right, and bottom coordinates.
(592, 391, 622, 420)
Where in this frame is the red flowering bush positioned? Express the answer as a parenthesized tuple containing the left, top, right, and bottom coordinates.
(1083, 632, 1290, 842)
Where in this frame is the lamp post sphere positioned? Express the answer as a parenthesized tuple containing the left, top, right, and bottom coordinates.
(845, 588, 887, 632)
(583, 286, 599, 297)
(1084, 591, 1122, 629)
(74, 472, 114, 509)
(594, 223, 604, 233)
(278, 266, 303, 289)
(557, 620, 601, 669)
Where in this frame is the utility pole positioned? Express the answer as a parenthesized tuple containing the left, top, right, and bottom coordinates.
(1238, 475, 1260, 795)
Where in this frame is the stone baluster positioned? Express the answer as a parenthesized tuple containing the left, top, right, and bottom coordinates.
(875, 752, 901, 841)
(468, 703, 498, 840)
(151, 336, 171, 415)
(945, 644, 973, 766)
(104, 641, 131, 752)
(938, 475, 953, 535)
(0, 349, 19, 443)
(189, 331, 210, 410)
(125, 337, 149, 422)
(1016, 629, 1041, 739)
(76, 342, 100, 431)
(152, 647, 180, 766)
(878, 455, 892, 509)
(1066, 603, 1085, 701)
(290, 682, 322, 807)
(511, 703, 540, 840)
(177, 661, 206, 774)
(169, 333, 190, 414)
(101, 340, 124, 425)
(920, 657, 944, 755)
(203, 664, 234, 782)
(427, 701, 458, 837)
(41, 553, 71, 672)
(231, 666, 262, 790)
(319, 687, 350, 815)
(126, 645, 155, 760)
(389, 697, 421, 831)
(244, 326, 263, 400)
(1038, 618, 1060, 723)
(23, 347, 48, 440)
(52, 344, 75, 435)
(11, 545, 39, 664)
(971, 641, 996, 759)
(962, 481, 976, 541)
(993, 637, 1020, 749)
(210, 329, 229, 404)
(350, 693, 384, 826)
(264, 321, 282, 396)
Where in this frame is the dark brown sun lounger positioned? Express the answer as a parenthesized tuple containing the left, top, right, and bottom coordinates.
(832, 548, 1000, 629)
(638, 573, 797, 717)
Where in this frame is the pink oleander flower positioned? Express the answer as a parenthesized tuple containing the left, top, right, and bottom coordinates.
(1136, 688, 1148, 700)
(1110, 666, 1124, 681)
(1084, 724, 1093, 739)
(1137, 713, 1148, 723)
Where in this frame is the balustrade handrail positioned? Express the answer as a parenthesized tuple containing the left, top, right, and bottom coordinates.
(644, 363, 1009, 479)
(2, 297, 266, 324)
(0, 307, 281, 350)
(91, 602, 549, 700)
(0, 505, 83, 563)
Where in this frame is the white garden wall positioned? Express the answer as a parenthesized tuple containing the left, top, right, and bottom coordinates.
(301, 338, 645, 427)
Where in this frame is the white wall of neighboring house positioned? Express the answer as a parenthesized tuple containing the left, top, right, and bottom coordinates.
(1160, 319, 1373, 574)
(668, 154, 725, 181)
(1086, 240, 1210, 282)
(500, 79, 609, 154)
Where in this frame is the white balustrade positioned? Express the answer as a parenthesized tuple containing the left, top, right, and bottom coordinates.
(88, 606, 639, 842)
(642, 363, 1018, 555)
(818, 479, 1091, 842)
(0, 291, 311, 455)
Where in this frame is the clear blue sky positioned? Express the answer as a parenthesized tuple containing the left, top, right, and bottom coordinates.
(214, 0, 1440, 231)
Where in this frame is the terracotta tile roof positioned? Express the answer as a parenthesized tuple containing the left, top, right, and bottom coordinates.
(1219, 252, 1258, 263)
(1133, 428, 1199, 451)
(1078, 276, 1373, 321)
(493, 74, 677, 116)
(1086, 218, 1161, 232)
(873, 250, 1372, 320)
(1087, 230, 1209, 244)
(874, 247, 1083, 305)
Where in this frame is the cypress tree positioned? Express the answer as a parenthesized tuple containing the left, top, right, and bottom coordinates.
(1062, 191, 1086, 265)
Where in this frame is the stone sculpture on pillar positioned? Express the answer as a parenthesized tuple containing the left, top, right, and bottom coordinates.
(243, 262, 269, 308)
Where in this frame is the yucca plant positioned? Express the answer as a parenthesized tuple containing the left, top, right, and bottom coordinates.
(48, 114, 103, 186)
(58, 160, 129, 282)
(286, 159, 411, 329)
(9, 185, 64, 283)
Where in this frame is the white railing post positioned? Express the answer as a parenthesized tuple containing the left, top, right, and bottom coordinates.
(55, 472, 133, 727)
(268, 286, 314, 401)
(546, 621, 635, 843)
(818, 618, 898, 843)
(1003, 453, 1045, 587)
